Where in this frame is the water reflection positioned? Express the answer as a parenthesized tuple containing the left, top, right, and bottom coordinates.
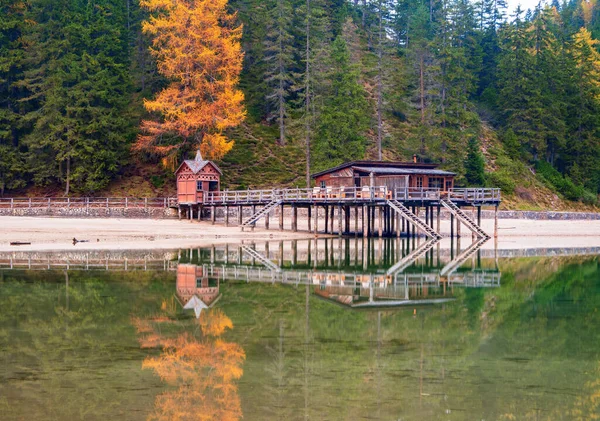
(134, 308, 245, 421)
(177, 238, 500, 308)
(3, 241, 600, 420)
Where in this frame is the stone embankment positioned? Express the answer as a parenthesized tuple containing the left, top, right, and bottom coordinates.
(0, 207, 177, 218)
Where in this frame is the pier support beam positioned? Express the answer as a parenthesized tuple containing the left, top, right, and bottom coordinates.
(292, 206, 298, 232)
(225, 206, 229, 226)
(211, 206, 216, 224)
(308, 206, 312, 232)
(238, 206, 243, 225)
(494, 205, 499, 239)
(324, 206, 329, 234)
(279, 204, 284, 231)
(338, 205, 343, 236)
(313, 205, 318, 235)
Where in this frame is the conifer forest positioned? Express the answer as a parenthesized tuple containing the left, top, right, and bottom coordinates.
(1, 0, 600, 206)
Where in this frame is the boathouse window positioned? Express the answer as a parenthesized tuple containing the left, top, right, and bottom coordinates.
(445, 180, 452, 191)
(429, 177, 444, 189)
(320, 181, 326, 188)
(196, 181, 202, 191)
(416, 176, 423, 188)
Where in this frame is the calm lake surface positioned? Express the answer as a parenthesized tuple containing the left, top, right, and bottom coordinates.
(1, 238, 599, 420)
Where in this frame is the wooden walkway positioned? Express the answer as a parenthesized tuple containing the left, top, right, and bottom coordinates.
(180, 186, 501, 239)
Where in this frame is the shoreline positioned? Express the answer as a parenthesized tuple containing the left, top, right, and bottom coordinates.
(1, 215, 600, 252)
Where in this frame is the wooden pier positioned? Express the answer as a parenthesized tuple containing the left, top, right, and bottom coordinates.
(177, 186, 501, 239)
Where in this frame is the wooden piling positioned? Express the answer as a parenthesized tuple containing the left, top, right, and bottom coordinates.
(211, 206, 216, 224)
(378, 206, 383, 237)
(265, 209, 269, 229)
(292, 206, 298, 232)
(337, 205, 343, 236)
(238, 206, 243, 225)
(494, 205, 498, 239)
(307, 206, 312, 232)
(314, 205, 318, 235)
(324, 206, 329, 234)
(225, 205, 229, 226)
(279, 204, 284, 231)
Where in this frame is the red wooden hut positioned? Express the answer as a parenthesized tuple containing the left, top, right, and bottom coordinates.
(175, 150, 222, 205)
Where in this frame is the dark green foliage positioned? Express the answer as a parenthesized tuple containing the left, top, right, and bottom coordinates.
(312, 36, 370, 171)
(536, 160, 597, 204)
(465, 137, 485, 185)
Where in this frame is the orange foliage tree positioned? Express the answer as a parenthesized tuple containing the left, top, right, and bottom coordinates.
(135, 0, 246, 165)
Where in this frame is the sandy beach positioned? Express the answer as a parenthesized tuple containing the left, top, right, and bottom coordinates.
(1, 215, 600, 251)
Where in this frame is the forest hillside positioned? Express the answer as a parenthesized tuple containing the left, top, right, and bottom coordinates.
(1, 0, 600, 210)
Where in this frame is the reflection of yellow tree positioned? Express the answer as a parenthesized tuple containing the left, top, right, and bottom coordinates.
(137, 309, 245, 421)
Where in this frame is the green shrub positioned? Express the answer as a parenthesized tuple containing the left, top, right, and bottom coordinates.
(486, 170, 516, 194)
(536, 161, 597, 204)
(150, 175, 165, 189)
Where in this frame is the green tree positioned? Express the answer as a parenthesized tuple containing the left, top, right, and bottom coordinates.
(465, 137, 485, 185)
(313, 36, 370, 169)
(18, 0, 133, 194)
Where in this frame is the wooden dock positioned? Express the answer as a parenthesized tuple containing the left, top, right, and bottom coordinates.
(177, 186, 501, 239)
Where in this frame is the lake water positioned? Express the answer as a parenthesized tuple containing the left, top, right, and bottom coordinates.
(0, 238, 599, 420)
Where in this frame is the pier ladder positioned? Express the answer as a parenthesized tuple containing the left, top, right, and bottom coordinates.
(440, 199, 490, 239)
(240, 199, 282, 230)
(386, 200, 442, 240)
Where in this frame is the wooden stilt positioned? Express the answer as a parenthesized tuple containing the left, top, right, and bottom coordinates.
(292, 206, 298, 232)
(362, 205, 367, 237)
(450, 213, 454, 238)
(265, 209, 269, 230)
(378, 206, 383, 237)
(308, 206, 312, 232)
(178, 206, 182, 220)
(198, 206, 202, 221)
(211, 205, 216, 224)
(456, 207, 461, 237)
(494, 205, 498, 239)
(189, 205, 193, 221)
(330, 206, 335, 233)
(314, 205, 318, 235)
(354, 206, 359, 236)
(437, 205, 441, 236)
(324, 206, 329, 234)
(477, 206, 482, 227)
(225, 206, 229, 226)
(337, 205, 342, 236)
(238, 206, 243, 225)
(279, 204, 284, 231)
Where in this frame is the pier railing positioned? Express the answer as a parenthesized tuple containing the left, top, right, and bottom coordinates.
(0, 197, 177, 209)
(0, 188, 501, 210)
(203, 187, 500, 205)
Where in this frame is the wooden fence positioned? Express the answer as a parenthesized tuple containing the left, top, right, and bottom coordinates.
(0, 197, 177, 210)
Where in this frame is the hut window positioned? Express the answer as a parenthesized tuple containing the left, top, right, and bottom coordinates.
(320, 181, 326, 188)
(196, 181, 202, 191)
(429, 177, 444, 189)
(445, 180, 452, 191)
(416, 176, 423, 188)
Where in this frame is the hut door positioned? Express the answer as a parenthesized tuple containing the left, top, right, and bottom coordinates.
(184, 180, 196, 203)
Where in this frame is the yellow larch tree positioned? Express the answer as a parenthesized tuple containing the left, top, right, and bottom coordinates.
(135, 0, 246, 165)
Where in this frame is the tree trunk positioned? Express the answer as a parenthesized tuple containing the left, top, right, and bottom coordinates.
(305, 0, 311, 188)
(377, 0, 383, 160)
(278, 0, 286, 145)
(420, 54, 425, 124)
(65, 157, 70, 196)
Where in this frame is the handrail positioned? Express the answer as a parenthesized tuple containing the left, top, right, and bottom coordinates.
(0, 197, 177, 209)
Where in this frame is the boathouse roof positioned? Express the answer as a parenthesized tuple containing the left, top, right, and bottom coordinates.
(311, 160, 452, 178)
(175, 150, 222, 175)
(352, 166, 456, 176)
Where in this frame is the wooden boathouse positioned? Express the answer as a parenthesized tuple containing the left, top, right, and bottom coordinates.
(174, 155, 501, 239)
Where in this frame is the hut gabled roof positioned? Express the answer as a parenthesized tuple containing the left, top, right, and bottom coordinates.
(175, 150, 223, 175)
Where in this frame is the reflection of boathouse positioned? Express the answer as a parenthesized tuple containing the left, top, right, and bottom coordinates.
(175, 264, 220, 307)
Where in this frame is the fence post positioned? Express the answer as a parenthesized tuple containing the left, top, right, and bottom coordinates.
(144, 198, 148, 210)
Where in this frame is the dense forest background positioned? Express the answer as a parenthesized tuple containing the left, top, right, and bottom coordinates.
(1, 0, 600, 209)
